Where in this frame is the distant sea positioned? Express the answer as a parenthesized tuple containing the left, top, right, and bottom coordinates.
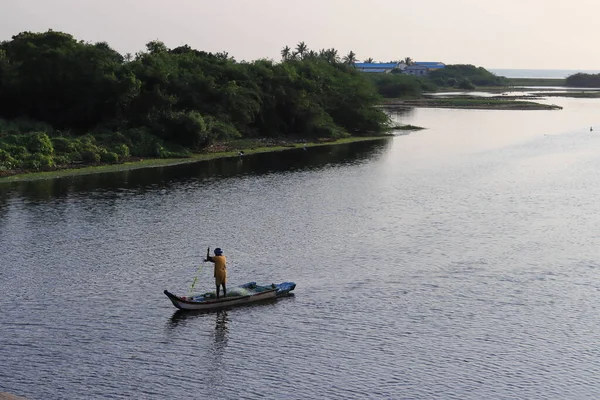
(489, 69, 600, 79)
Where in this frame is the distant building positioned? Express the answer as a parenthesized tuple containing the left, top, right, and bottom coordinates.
(403, 64, 429, 76)
(354, 61, 445, 75)
(414, 62, 446, 70)
(355, 62, 404, 73)
(403, 62, 446, 76)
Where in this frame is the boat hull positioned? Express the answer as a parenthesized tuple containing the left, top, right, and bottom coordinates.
(164, 288, 278, 311)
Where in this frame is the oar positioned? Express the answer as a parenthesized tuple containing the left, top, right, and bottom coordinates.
(188, 264, 204, 296)
(187, 247, 210, 296)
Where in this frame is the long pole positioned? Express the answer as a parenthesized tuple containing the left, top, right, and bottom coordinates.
(188, 247, 210, 296)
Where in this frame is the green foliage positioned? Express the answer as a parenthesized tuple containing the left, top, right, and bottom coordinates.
(205, 118, 241, 142)
(51, 136, 74, 152)
(0, 117, 54, 135)
(458, 78, 476, 90)
(565, 73, 600, 87)
(161, 110, 209, 148)
(101, 151, 119, 163)
(429, 65, 508, 87)
(0, 148, 18, 170)
(26, 132, 54, 154)
(366, 73, 435, 99)
(81, 150, 101, 163)
(0, 31, 393, 173)
(114, 143, 130, 158)
(0, 31, 136, 130)
(24, 153, 55, 170)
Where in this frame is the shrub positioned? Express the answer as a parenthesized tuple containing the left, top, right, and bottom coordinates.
(161, 110, 209, 147)
(458, 78, 476, 90)
(206, 119, 241, 143)
(113, 143, 130, 158)
(0, 148, 18, 169)
(67, 151, 83, 162)
(51, 136, 75, 153)
(53, 155, 70, 165)
(125, 127, 165, 157)
(101, 151, 119, 163)
(23, 154, 55, 170)
(0, 143, 29, 159)
(81, 150, 101, 163)
(26, 132, 54, 155)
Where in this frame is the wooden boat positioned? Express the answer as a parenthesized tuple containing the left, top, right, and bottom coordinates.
(164, 282, 296, 311)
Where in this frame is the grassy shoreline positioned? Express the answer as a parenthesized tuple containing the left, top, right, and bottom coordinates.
(0, 135, 393, 183)
(381, 97, 562, 110)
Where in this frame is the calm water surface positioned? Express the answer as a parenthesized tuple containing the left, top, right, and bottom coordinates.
(2, 96, 600, 399)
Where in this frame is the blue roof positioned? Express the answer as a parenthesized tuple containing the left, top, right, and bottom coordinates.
(355, 63, 398, 69)
(414, 62, 445, 68)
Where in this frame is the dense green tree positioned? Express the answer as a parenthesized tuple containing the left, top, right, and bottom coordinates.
(429, 64, 507, 87)
(0, 30, 138, 130)
(565, 73, 600, 87)
(0, 31, 395, 173)
(366, 73, 436, 98)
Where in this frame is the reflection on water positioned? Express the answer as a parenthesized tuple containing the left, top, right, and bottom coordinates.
(212, 310, 229, 354)
(0, 139, 390, 203)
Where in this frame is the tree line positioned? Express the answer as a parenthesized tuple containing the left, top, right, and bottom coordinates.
(0, 30, 507, 174)
(565, 73, 600, 87)
(0, 31, 391, 173)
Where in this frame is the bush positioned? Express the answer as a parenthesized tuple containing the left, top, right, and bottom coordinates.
(81, 150, 101, 163)
(159, 110, 219, 148)
(206, 118, 241, 143)
(458, 78, 476, 90)
(66, 151, 83, 162)
(0, 148, 18, 169)
(113, 143, 130, 158)
(23, 154, 55, 170)
(366, 74, 429, 98)
(53, 155, 70, 165)
(51, 136, 76, 153)
(110, 131, 132, 146)
(0, 143, 29, 159)
(566, 73, 600, 87)
(125, 127, 164, 157)
(26, 132, 54, 155)
(101, 151, 119, 163)
(429, 64, 508, 87)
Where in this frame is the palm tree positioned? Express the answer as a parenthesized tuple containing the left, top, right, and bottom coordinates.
(364, 57, 374, 63)
(305, 50, 318, 60)
(343, 50, 357, 65)
(319, 48, 340, 64)
(295, 41, 308, 60)
(281, 45, 291, 61)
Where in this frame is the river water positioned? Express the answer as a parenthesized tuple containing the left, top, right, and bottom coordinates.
(2, 95, 600, 399)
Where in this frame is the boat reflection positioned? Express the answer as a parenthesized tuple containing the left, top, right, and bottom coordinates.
(212, 310, 229, 353)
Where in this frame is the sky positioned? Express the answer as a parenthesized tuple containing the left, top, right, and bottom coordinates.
(1, 0, 599, 69)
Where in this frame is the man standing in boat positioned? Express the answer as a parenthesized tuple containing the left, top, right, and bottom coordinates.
(205, 247, 227, 298)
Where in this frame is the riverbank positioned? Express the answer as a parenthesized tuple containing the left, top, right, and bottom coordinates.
(381, 97, 562, 110)
(0, 135, 394, 183)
